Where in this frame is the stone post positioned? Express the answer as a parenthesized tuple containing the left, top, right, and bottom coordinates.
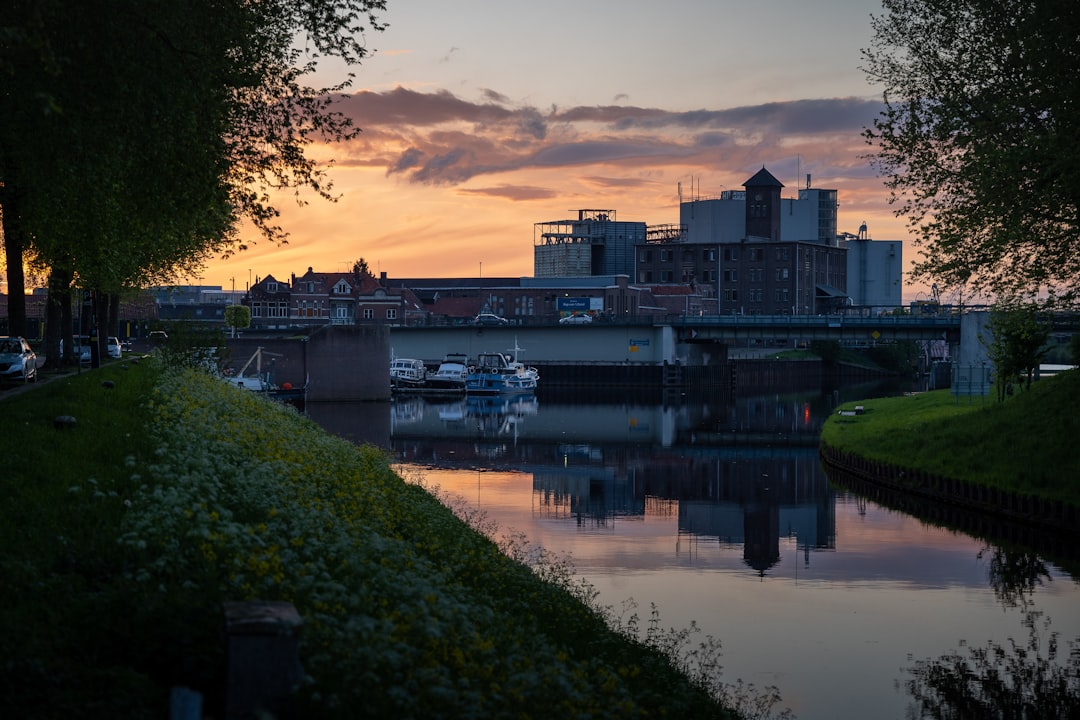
(224, 600, 304, 720)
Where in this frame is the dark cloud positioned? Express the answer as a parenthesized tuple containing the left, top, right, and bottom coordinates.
(389, 147, 424, 174)
(580, 176, 652, 189)
(458, 185, 558, 201)
(532, 140, 688, 167)
(341, 86, 515, 126)
(516, 107, 547, 141)
(481, 88, 511, 104)
(338, 87, 884, 187)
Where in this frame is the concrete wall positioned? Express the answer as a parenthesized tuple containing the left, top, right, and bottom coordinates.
(306, 325, 390, 402)
(224, 337, 308, 389)
(225, 324, 391, 402)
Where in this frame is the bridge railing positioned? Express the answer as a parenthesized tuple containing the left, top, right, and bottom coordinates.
(667, 312, 963, 328)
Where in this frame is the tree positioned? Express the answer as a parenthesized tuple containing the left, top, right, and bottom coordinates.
(225, 304, 251, 338)
(982, 303, 1051, 401)
(862, 0, 1080, 306)
(0, 0, 388, 339)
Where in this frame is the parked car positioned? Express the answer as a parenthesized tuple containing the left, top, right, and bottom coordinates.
(62, 336, 93, 365)
(0, 336, 38, 383)
(148, 330, 169, 346)
(106, 336, 122, 359)
(472, 313, 509, 326)
(559, 313, 593, 325)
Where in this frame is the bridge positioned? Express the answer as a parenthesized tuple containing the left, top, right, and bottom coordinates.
(670, 311, 962, 344)
(387, 308, 969, 368)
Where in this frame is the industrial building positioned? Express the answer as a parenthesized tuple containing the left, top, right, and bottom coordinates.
(533, 209, 646, 278)
(639, 167, 902, 315)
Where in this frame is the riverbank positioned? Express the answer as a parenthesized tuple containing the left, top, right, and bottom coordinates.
(820, 370, 1080, 534)
(0, 360, 742, 719)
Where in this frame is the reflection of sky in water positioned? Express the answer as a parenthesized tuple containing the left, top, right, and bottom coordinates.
(404, 466, 1080, 720)
(321, 388, 1079, 720)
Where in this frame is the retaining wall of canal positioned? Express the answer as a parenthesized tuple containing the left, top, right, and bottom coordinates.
(819, 443, 1080, 539)
(532, 358, 886, 390)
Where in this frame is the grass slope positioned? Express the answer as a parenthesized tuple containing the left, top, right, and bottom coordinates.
(0, 361, 746, 719)
(821, 370, 1080, 506)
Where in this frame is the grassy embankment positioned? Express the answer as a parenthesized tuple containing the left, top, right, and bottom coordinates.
(821, 369, 1080, 507)
(0, 359, 766, 719)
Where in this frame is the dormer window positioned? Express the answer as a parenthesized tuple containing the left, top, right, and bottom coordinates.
(266, 281, 278, 293)
(334, 280, 351, 295)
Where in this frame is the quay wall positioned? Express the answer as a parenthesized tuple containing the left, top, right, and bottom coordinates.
(225, 325, 391, 402)
(225, 323, 894, 400)
(820, 443, 1080, 539)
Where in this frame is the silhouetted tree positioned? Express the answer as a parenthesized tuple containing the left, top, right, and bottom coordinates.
(903, 610, 1080, 719)
(1, 0, 387, 337)
(863, 0, 1080, 306)
(982, 303, 1050, 401)
(979, 545, 1052, 610)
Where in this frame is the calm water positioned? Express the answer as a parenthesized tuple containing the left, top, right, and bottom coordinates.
(307, 382, 1080, 720)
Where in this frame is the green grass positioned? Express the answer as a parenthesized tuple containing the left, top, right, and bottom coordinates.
(821, 369, 1080, 506)
(0, 361, 760, 719)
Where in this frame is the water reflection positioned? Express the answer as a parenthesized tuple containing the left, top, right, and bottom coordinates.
(307, 382, 1080, 720)
(385, 386, 869, 577)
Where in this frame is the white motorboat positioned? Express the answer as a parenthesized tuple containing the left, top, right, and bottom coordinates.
(390, 358, 428, 390)
(424, 353, 471, 393)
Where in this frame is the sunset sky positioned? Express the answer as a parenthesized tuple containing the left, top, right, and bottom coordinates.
(201, 0, 933, 301)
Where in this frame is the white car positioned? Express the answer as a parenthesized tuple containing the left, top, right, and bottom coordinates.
(559, 313, 592, 325)
(0, 336, 38, 383)
(106, 336, 122, 359)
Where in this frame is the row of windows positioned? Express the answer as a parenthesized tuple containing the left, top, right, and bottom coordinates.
(722, 247, 790, 262)
(260, 280, 355, 295)
(721, 288, 793, 303)
(638, 246, 799, 266)
(251, 302, 397, 320)
(639, 249, 718, 263)
(719, 268, 792, 282)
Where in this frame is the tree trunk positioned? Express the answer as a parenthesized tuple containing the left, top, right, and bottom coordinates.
(48, 267, 76, 367)
(0, 183, 28, 337)
(108, 292, 120, 339)
(44, 273, 63, 370)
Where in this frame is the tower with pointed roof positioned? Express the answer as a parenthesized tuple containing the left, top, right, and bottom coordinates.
(744, 167, 784, 242)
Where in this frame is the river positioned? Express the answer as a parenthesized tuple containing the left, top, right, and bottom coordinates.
(306, 380, 1080, 720)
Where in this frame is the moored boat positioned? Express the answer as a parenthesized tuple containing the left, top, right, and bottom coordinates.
(465, 344, 539, 395)
(423, 353, 471, 393)
(390, 358, 428, 390)
(224, 347, 306, 406)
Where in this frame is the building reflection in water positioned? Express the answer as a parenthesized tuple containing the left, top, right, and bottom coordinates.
(530, 448, 833, 576)
(377, 386, 856, 576)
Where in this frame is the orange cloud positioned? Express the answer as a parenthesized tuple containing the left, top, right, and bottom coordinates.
(200, 88, 928, 299)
